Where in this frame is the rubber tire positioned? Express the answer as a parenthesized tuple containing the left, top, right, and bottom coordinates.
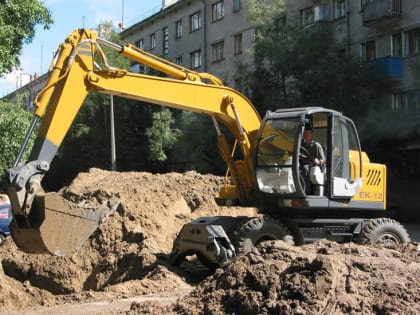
(356, 218, 410, 246)
(0, 234, 4, 246)
(231, 216, 294, 255)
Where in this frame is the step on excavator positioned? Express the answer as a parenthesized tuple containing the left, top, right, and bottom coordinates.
(6, 29, 410, 264)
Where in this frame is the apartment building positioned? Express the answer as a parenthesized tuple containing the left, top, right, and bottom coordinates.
(120, 0, 253, 88)
(288, 0, 420, 116)
(1, 73, 48, 111)
(5, 1, 420, 115)
(120, 0, 420, 113)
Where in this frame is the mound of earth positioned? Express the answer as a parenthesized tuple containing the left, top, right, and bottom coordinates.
(0, 168, 256, 311)
(174, 241, 420, 315)
(0, 168, 418, 314)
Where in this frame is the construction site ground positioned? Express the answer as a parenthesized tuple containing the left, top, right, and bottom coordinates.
(0, 168, 418, 314)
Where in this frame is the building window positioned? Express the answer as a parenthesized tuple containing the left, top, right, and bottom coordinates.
(212, 41, 224, 62)
(407, 90, 420, 115)
(150, 33, 156, 50)
(190, 50, 202, 69)
(362, 40, 376, 61)
(333, 0, 346, 19)
(234, 33, 242, 55)
(212, 1, 224, 22)
(393, 93, 406, 112)
(175, 20, 182, 38)
(131, 63, 147, 74)
(175, 56, 183, 66)
(233, 0, 241, 12)
(406, 28, 420, 56)
(301, 7, 314, 27)
(392, 33, 402, 57)
(393, 90, 420, 115)
(135, 39, 144, 50)
(139, 64, 147, 74)
(314, 5, 331, 21)
(190, 12, 201, 32)
(163, 27, 169, 55)
(360, 0, 374, 10)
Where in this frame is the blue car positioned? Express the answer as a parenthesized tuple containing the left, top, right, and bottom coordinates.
(0, 194, 12, 246)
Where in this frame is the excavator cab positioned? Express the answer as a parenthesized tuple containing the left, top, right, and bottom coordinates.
(255, 107, 365, 207)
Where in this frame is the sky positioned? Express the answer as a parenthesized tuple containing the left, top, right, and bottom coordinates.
(0, 0, 162, 97)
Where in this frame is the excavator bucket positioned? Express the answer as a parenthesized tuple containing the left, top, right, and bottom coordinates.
(10, 192, 118, 256)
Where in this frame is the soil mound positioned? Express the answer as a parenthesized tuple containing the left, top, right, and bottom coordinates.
(175, 241, 420, 315)
(0, 168, 256, 311)
(0, 168, 418, 314)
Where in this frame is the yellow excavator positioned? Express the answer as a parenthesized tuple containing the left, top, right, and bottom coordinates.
(6, 29, 409, 264)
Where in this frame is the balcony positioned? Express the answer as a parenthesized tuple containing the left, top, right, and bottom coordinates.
(367, 56, 403, 81)
(363, 0, 402, 27)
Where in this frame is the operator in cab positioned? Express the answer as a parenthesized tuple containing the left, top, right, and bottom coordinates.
(300, 123, 325, 194)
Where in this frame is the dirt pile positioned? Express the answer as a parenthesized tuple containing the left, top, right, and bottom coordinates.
(175, 241, 420, 315)
(0, 168, 418, 314)
(0, 168, 256, 311)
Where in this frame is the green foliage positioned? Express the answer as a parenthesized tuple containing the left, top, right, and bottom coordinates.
(172, 112, 225, 174)
(248, 0, 287, 32)
(97, 22, 130, 69)
(0, 0, 52, 74)
(290, 28, 370, 117)
(145, 108, 180, 162)
(0, 101, 35, 191)
(44, 92, 155, 190)
(244, 0, 373, 120)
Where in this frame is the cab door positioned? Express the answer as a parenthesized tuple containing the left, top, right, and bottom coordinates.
(329, 114, 363, 199)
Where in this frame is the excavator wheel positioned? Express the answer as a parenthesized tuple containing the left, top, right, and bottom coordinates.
(230, 216, 294, 255)
(356, 218, 410, 246)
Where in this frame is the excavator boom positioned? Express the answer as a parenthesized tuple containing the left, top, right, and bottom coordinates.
(6, 29, 261, 256)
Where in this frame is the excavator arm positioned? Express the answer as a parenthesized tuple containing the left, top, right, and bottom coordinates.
(6, 29, 261, 256)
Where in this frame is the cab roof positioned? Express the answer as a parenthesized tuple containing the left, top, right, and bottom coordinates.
(265, 107, 344, 120)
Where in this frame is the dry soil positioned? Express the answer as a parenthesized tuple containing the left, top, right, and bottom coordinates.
(0, 168, 418, 314)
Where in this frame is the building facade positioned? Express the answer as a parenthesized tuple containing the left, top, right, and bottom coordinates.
(120, 0, 420, 116)
(288, 0, 420, 116)
(1, 73, 48, 111)
(5, 1, 420, 116)
(120, 0, 253, 88)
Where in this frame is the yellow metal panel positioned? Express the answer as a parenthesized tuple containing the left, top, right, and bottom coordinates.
(354, 162, 387, 208)
(37, 54, 91, 147)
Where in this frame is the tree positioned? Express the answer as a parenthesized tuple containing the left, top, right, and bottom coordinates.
(244, 0, 296, 112)
(145, 108, 180, 165)
(0, 101, 35, 192)
(172, 112, 225, 174)
(0, 0, 52, 74)
(243, 0, 373, 120)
